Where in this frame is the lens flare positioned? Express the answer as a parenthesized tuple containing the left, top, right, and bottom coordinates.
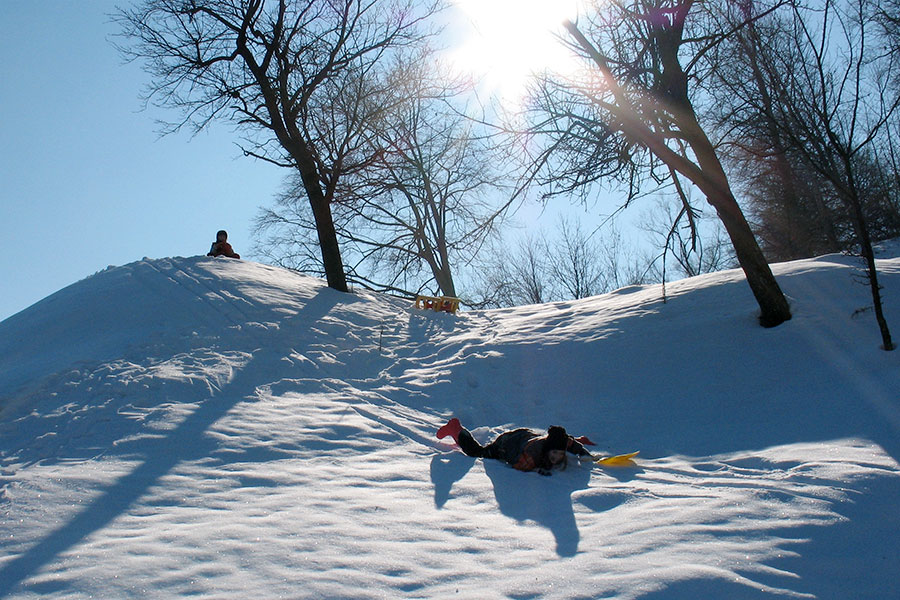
(447, 0, 586, 105)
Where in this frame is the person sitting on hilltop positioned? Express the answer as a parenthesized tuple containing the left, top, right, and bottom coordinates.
(437, 418, 594, 476)
(207, 230, 240, 259)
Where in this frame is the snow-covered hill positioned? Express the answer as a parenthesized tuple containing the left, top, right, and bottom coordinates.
(1, 251, 898, 599)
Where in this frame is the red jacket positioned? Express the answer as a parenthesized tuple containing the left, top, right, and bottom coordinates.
(208, 241, 240, 259)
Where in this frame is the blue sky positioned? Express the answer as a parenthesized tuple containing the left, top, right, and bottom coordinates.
(1, 0, 636, 323)
(1, 1, 283, 321)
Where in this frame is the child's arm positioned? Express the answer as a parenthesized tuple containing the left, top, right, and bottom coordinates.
(566, 436, 593, 457)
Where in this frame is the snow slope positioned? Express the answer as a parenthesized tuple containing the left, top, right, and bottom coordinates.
(1, 250, 898, 599)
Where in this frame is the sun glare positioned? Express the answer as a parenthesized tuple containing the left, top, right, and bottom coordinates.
(448, 0, 585, 106)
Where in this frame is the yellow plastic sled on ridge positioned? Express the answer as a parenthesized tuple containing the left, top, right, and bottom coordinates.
(593, 451, 639, 466)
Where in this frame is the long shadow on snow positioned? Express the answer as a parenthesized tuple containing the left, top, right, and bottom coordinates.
(429, 452, 475, 508)
(0, 288, 343, 599)
(483, 459, 596, 557)
(430, 452, 633, 557)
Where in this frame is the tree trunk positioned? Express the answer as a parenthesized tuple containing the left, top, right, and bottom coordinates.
(844, 165, 895, 350)
(660, 17, 792, 326)
(564, 19, 791, 326)
(713, 186, 793, 327)
(434, 237, 456, 297)
(238, 47, 349, 294)
(310, 193, 349, 293)
(858, 227, 895, 350)
(670, 81, 792, 325)
(296, 157, 349, 293)
(434, 269, 456, 297)
(680, 108, 793, 327)
(419, 236, 456, 297)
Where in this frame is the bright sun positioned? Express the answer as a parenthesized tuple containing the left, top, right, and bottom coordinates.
(448, 0, 585, 105)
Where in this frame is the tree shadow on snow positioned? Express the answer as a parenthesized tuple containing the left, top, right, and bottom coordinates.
(0, 288, 342, 598)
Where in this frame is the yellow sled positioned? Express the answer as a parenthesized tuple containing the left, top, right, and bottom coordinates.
(593, 451, 639, 466)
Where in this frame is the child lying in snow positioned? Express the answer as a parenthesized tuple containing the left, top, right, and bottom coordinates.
(437, 418, 594, 475)
(207, 229, 241, 259)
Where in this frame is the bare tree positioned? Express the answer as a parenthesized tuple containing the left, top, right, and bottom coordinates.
(114, 0, 441, 293)
(335, 66, 514, 297)
(256, 58, 514, 298)
(712, 0, 900, 265)
(875, 0, 900, 50)
(472, 234, 551, 308)
(640, 197, 735, 280)
(547, 217, 609, 299)
(527, 0, 793, 326)
(594, 225, 658, 291)
(714, 0, 898, 349)
(471, 219, 653, 308)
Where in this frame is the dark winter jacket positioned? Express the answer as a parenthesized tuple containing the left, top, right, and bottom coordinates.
(208, 241, 240, 259)
(487, 428, 591, 472)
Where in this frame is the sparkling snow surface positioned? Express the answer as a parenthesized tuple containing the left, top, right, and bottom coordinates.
(1, 248, 898, 599)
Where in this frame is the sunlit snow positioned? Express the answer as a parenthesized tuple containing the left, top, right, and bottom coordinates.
(1, 246, 898, 599)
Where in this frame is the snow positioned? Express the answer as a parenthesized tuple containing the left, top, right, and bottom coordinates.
(1, 249, 898, 599)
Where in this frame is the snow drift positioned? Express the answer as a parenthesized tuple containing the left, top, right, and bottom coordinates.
(1, 250, 898, 599)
